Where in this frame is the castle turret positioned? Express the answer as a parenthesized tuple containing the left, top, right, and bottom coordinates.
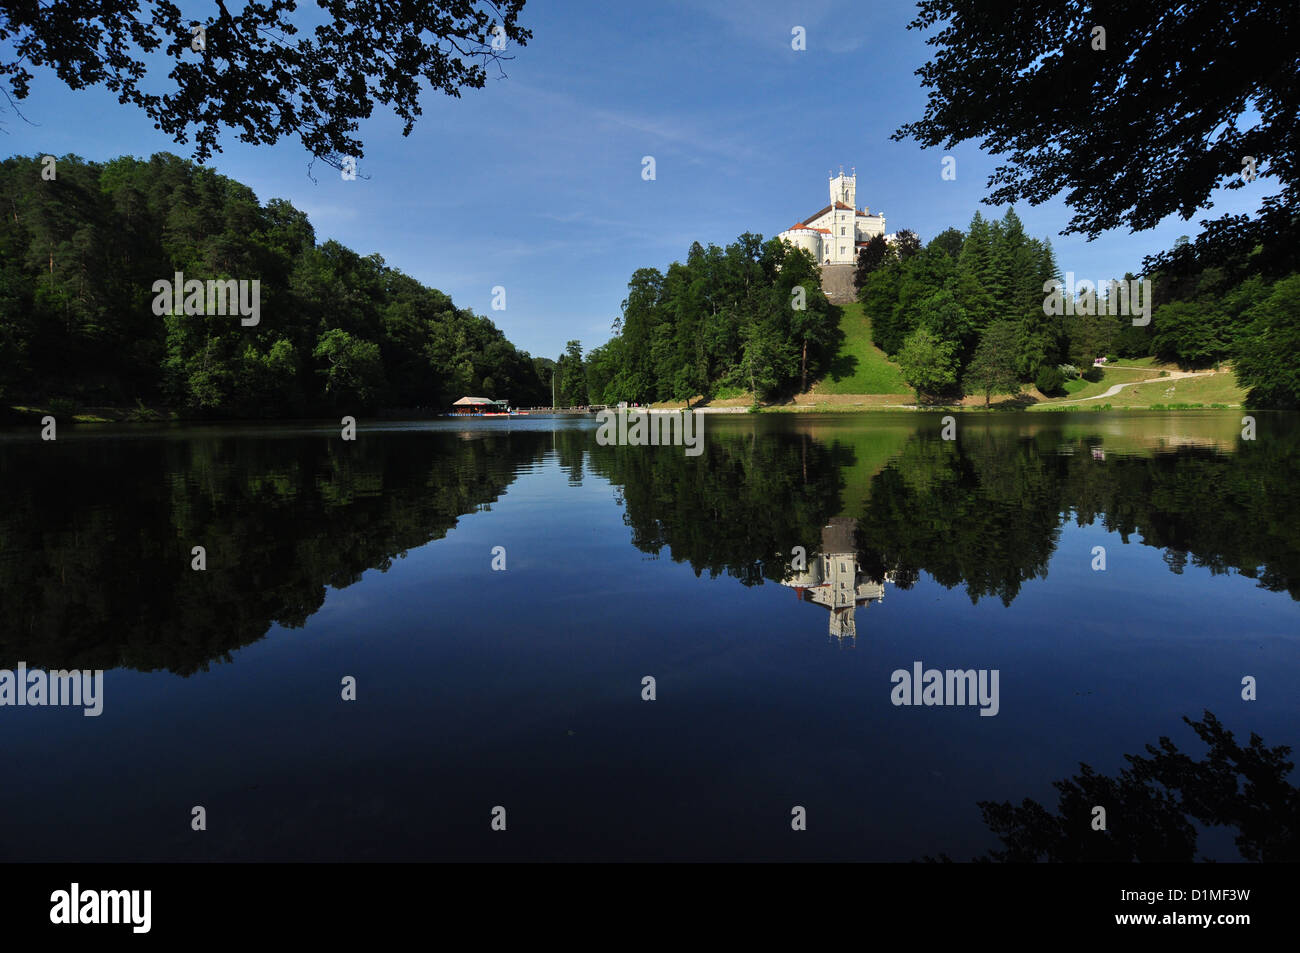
(778, 168, 884, 299)
(829, 170, 855, 210)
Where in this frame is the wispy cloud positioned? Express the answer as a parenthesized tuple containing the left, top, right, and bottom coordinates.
(683, 0, 863, 53)
(503, 82, 762, 163)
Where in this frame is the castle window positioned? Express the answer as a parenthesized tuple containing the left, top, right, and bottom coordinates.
(840, 227, 846, 235)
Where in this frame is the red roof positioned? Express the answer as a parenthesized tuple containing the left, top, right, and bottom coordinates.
(804, 201, 864, 222)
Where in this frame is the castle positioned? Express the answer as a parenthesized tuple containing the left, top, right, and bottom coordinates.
(781, 518, 892, 641)
(777, 169, 887, 267)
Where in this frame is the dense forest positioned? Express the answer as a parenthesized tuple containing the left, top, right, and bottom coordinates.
(858, 208, 1299, 406)
(4, 152, 1296, 415)
(572, 207, 1298, 408)
(579, 233, 836, 405)
(0, 153, 553, 416)
(1144, 239, 1300, 409)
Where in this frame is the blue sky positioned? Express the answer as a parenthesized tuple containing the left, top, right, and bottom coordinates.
(2, 0, 1266, 360)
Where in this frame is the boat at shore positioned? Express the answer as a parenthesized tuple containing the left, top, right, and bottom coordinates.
(446, 396, 527, 417)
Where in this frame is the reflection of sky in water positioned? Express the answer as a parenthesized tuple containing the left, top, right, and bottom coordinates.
(0, 413, 1295, 861)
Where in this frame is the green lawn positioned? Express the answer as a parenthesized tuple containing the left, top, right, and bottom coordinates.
(1057, 365, 1157, 400)
(813, 302, 911, 395)
(1094, 371, 1247, 408)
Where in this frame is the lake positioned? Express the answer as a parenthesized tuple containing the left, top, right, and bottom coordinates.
(1, 411, 1296, 861)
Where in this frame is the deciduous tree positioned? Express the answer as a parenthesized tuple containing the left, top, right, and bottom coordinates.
(0, 1, 532, 170)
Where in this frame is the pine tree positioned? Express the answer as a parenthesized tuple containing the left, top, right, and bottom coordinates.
(965, 319, 1022, 407)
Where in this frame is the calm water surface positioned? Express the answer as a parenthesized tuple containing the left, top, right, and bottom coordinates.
(1, 411, 1296, 860)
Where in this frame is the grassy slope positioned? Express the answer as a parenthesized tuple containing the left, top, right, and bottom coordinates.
(811, 302, 911, 395)
(1059, 365, 1158, 400)
(1031, 362, 1248, 409)
(1085, 370, 1248, 407)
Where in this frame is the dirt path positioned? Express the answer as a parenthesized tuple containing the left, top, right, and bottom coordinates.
(1053, 369, 1213, 404)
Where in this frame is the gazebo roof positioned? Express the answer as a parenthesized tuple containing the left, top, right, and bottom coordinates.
(452, 396, 495, 405)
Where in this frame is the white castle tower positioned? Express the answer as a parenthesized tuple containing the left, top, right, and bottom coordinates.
(780, 518, 890, 641)
(830, 170, 856, 217)
(777, 167, 887, 269)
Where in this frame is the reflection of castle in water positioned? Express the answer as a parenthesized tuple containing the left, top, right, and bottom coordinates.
(781, 517, 891, 639)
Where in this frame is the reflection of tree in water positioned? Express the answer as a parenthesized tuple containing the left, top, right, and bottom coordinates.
(591, 424, 1300, 613)
(861, 433, 1300, 606)
(8, 421, 1298, 674)
(0, 430, 556, 675)
(586, 430, 856, 587)
(930, 712, 1299, 862)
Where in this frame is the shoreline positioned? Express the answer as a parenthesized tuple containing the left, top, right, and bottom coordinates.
(3, 367, 1252, 426)
(3, 402, 1252, 427)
